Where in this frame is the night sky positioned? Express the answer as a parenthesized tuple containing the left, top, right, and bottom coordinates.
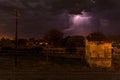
(0, 0, 120, 38)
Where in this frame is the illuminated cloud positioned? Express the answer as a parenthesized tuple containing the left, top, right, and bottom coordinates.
(64, 11, 93, 36)
(72, 11, 91, 25)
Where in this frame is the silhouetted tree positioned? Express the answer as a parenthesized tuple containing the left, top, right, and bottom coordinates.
(43, 28, 63, 46)
(0, 37, 14, 47)
(18, 39, 27, 47)
(108, 35, 120, 43)
(63, 36, 85, 47)
(87, 32, 106, 41)
(62, 36, 70, 46)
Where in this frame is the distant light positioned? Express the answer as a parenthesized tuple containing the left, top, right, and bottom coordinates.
(39, 42, 48, 45)
(45, 43, 48, 45)
(39, 42, 43, 45)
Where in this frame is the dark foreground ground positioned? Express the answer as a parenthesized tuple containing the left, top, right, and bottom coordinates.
(0, 52, 119, 80)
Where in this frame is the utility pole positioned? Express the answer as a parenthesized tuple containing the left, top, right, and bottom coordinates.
(14, 9, 20, 49)
(13, 9, 20, 80)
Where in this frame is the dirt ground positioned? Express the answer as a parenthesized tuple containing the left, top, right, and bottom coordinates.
(0, 51, 120, 80)
(0, 55, 119, 80)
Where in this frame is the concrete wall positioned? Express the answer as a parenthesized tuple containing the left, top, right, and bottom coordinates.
(85, 40, 112, 68)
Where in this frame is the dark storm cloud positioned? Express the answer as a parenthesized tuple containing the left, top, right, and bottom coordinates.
(51, 0, 120, 19)
(50, 0, 92, 14)
(92, 0, 120, 35)
(0, 0, 52, 38)
(0, 0, 120, 38)
(94, 0, 120, 19)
